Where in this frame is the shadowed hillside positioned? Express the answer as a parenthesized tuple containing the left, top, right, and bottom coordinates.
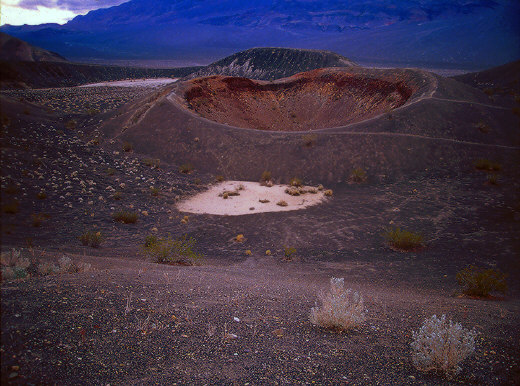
(188, 47, 356, 80)
(0, 32, 66, 62)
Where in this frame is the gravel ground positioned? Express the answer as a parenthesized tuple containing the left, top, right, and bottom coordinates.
(1, 85, 519, 385)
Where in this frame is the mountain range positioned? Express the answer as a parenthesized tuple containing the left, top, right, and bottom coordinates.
(1, 0, 519, 69)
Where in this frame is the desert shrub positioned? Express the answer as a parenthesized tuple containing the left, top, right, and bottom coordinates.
(122, 141, 133, 152)
(289, 177, 303, 187)
(179, 163, 194, 174)
(1, 249, 30, 280)
(277, 200, 288, 207)
(31, 213, 47, 227)
(310, 277, 366, 331)
(150, 186, 160, 196)
(112, 191, 123, 200)
(487, 174, 499, 185)
(383, 227, 424, 251)
(260, 171, 272, 184)
(37, 191, 47, 199)
(106, 168, 116, 176)
(350, 168, 367, 183)
(483, 88, 494, 96)
(143, 158, 160, 168)
(302, 134, 318, 147)
(283, 246, 296, 260)
(475, 121, 490, 133)
(259, 198, 270, 203)
(411, 314, 476, 376)
(144, 234, 203, 265)
(2, 200, 19, 214)
(474, 159, 501, 171)
(80, 231, 103, 248)
(324, 189, 333, 196)
(112, 210, 139, 224)
(4, 183, 19, 194)
(144, 235, 158, 248)
(65, 119, 77, 130)
(215, 175, 225, 182)
(456, 265, 507, 297)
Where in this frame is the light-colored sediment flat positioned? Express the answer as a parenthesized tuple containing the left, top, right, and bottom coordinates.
(80, 78, 177, 88)
(177, 181, 328, 215)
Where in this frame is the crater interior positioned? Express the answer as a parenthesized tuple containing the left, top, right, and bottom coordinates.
(184, 69, 415, 131)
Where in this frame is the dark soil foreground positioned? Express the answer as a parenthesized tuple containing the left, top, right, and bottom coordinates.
(1, 76, 520, 385)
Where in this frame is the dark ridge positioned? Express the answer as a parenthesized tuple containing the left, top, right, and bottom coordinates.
(188, 47, 357, 80)
(452, 59, 520, 94)
(0, 32, 66, 62)
(0, 61, 201, 89)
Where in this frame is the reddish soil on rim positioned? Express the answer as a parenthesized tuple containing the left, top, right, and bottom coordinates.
(183, 69, 415, 131)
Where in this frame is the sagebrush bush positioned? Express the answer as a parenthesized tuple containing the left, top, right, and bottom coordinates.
(144, 234, 202, 265)
(383, 227, 424, 251)
(310, 277, 366, 331)
(411, 314, 476, 376)
(456, 265, 507, 297)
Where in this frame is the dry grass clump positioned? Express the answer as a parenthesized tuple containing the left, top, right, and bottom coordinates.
(289, 177, 303, 187)
(310, 277, 366, 331)
(80, 231, 103, 248)
(411, 314, 476, 376)
(383, 227, 424, 251)
(112, 210, 139, 224)
(122, 141, 134, 152)
(143, 234, 203, 265)
(473, 159, 501, 171)
(456, 265, 507, 297)
(277, 200, 288, 207)
(31, 213, 48, 227)
(179, 163, 194, 174)
(349, 168, 367, 183)
(260, 171, 273, 186)
(302, 133, 318, 147)
(324, 189, 333, 196)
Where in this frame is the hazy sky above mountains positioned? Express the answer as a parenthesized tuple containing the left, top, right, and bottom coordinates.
(1, 0, 127, 25)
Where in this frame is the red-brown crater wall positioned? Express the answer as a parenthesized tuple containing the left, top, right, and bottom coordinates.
(183, 69, 415, 131)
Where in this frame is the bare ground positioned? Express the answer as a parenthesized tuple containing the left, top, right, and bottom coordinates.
(1, 77, 520, 385)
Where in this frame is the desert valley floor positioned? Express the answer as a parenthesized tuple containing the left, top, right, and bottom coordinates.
(1, 65, 520, 385)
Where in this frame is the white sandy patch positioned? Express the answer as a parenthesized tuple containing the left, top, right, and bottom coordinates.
(80, 78, 177, 88)
(177, 181, 328, 216)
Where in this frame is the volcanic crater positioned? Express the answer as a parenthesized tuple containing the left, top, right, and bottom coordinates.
(183, 69, 415, 131)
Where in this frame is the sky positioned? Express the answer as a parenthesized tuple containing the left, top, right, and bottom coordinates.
(0, 0, 128, 25)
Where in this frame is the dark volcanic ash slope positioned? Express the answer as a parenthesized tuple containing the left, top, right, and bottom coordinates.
(188, 47, 356, 80)
(0, 32, 66, 62)
(101, 66, 520, 183)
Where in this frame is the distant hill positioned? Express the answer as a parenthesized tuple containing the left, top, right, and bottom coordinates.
(188, 47, 356, 80)
(0, 32, 66, 62)
(453, 60, 520, 94)
(2, 0, 519, 70)
(0, 61, 201, 89)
